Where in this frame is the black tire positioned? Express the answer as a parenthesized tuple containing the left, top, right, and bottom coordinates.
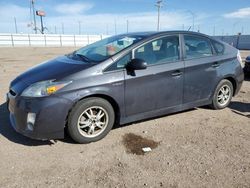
(67, 97, 115, 144)
(210, 79, 233, 110)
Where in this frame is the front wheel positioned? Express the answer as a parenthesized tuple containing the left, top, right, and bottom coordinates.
(67, 97, 115, 144)
(210, 79, 233, 110)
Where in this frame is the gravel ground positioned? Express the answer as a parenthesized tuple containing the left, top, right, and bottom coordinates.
(0, 47, 249, 188)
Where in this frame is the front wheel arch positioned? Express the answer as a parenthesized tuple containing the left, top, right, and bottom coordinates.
(65, 94, 120, 130)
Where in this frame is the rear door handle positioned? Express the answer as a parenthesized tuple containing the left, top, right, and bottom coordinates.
(212, 62, 220, 68)
(171, 70, 182, 76)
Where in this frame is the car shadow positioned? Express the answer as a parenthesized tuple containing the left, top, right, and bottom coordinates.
(0, 102, 75, 146)
(113, 108, 197, 129)
(229, 101, 250, 118)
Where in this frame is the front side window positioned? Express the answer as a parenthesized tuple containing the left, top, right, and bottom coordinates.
(106, 53, 131, 71)
(67, 35, 144, 63)
(134, 35, 180, 65)
(184, 35, 213, 59)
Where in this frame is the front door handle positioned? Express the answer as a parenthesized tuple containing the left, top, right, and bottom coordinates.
(171, 70, 182, 76)
(212, 62, 220, 68)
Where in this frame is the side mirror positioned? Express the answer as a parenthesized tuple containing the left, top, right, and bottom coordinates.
(246, 56, 250, 63)
(126, 58, 147, 70)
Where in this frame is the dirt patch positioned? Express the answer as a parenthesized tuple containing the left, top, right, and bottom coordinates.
(122, 133, 159, 155)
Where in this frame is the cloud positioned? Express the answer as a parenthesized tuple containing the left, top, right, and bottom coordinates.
(55, 2, 93, 15)
(0, 4, 30, 22)
(44, 10, 196, 34)
(224, 7, 250, 18)
(0, 3, 205, 34)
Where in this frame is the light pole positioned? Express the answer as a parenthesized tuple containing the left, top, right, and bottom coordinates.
(106, 24, 109, 35)
(127, 20, 129, 33)
(14, 17, 18, 34)
(36, 10, 46, 34)
(114, 19, 117, 35)
(232, 21, 240, 35)
(187, 10, 195, 32)
(155, 0, 163, 31)
(62, 23, 64, 34)
(78, 21, 81, 35)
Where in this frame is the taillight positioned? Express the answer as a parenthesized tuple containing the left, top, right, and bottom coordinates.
(237, 50, 244, 68)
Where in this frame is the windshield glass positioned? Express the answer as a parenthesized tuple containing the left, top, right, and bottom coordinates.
(68, 34, 144, 63)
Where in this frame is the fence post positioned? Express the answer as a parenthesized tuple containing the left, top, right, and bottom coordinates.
(100, 35, 103, 40)
(74, 35, 76, 47)
(60, 35, 62, 47)
(11, 34, 14, 47)
(87, 35, 90, 45)
(28, 34, 31, 46)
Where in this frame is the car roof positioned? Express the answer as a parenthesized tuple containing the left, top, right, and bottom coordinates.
(123, 30, 211, 38)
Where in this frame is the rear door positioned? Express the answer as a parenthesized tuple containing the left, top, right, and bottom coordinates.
(124, 35, 184, 116)
(182, 34, 219, 104)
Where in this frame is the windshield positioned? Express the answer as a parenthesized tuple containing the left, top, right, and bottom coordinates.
(68, 34, 144, 63)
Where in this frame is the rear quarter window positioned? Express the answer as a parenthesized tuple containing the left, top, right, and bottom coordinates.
(212, 41, 225, 55)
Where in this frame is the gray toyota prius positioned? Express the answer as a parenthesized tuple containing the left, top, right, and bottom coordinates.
(7, 31, 244, 143)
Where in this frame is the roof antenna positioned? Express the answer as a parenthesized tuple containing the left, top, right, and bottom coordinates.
(187, 26, 192, 31)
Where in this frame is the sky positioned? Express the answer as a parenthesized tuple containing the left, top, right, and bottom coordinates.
(0, 0, 250, 35)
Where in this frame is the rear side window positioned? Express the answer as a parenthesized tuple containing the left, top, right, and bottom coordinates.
(212, 41, 225, 55)
(184, 35, 213, 59)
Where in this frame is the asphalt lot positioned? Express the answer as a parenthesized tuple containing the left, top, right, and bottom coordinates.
(0, 47, 249, 188)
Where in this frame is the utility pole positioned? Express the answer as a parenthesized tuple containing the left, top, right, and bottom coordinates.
(182, 24, 185, 30)
(31, 0, 37, 34)
(127, 20, 129, 33)
(155, 0, 163, 31)
(14, 17, 18, 33)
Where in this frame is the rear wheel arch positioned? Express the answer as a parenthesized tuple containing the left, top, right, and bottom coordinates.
(223, 76, 237, 96)
(211, 76, 237, 100)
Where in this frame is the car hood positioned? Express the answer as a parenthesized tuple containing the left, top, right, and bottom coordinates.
(10, 55, 94, 95)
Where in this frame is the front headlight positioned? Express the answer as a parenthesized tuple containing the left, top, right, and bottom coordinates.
(21, 80, 72, 97)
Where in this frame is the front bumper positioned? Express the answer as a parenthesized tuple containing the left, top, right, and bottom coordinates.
(7, 93, 74, 140)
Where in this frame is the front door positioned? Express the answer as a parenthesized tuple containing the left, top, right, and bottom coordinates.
(125, 35, 184, 116)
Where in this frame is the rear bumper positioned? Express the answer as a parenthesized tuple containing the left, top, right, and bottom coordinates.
(244, 63, 250, 73)
(7, 93, 74, 140)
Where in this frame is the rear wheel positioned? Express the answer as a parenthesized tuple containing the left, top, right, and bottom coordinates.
(67, 97, 115, 143)
(210, 79, 233, 110)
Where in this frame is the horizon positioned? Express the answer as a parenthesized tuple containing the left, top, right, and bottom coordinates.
(0, 0, 250, 36)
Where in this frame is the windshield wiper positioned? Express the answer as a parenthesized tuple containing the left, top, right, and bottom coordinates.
(75, 53, 92, 62)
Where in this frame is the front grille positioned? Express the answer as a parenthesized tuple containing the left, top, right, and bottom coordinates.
(9, 89, 17, 97)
